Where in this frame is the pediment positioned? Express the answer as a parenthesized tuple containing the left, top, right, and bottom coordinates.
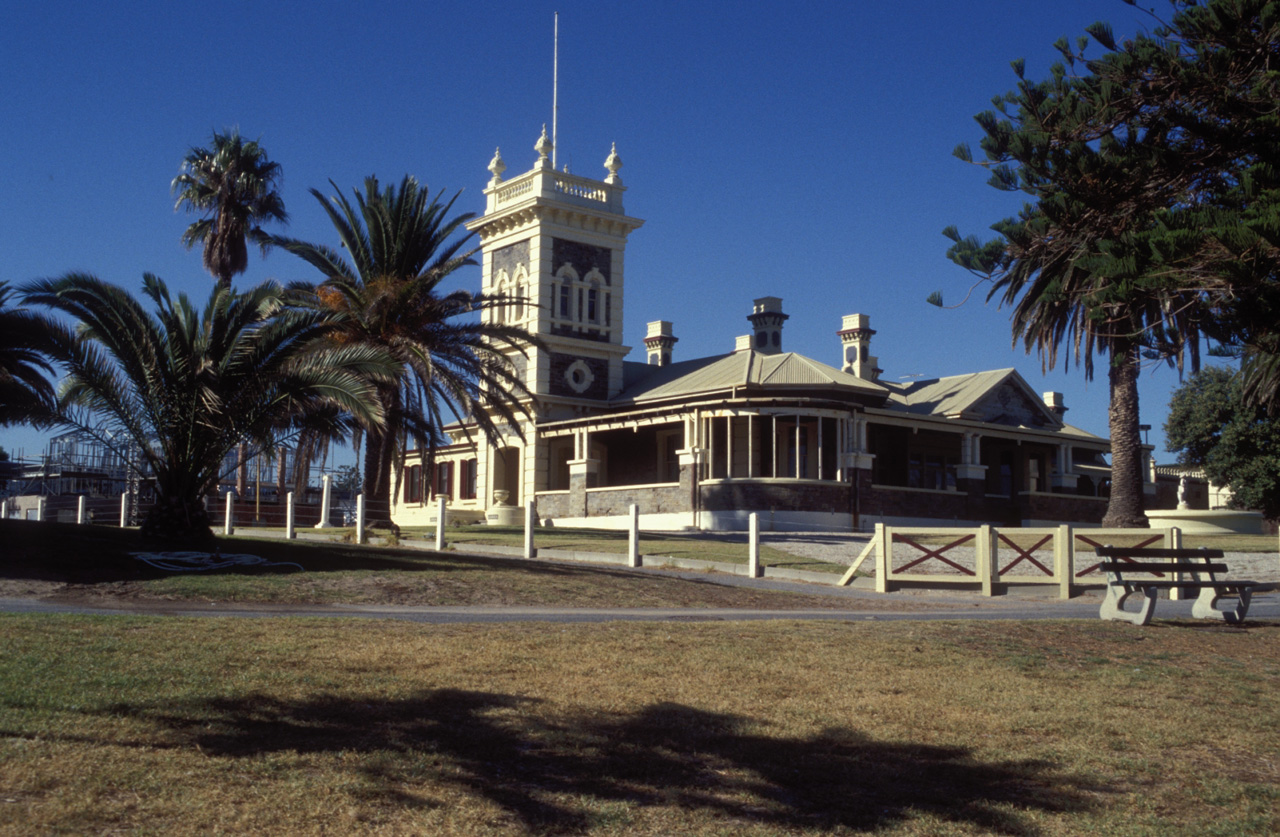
(963, 379, 1060, 428)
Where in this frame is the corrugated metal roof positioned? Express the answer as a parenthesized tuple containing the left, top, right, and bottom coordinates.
(615, 350, 888, 404)
(884, 369, 1018, 416)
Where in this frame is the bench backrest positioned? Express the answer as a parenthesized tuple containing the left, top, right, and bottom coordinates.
(1096, 545, 1227, 580)
(1094, 546, 1224, 560)
(1098, 561, 1228, 576)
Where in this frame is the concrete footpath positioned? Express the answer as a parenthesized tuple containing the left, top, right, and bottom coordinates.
(3, 563, 1277, 624)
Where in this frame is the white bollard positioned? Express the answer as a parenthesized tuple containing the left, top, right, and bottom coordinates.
(286, 491, 296, 540)
(356, 493, 365, 544)
(314, 474, 334, 528)
(224, 491, 235, 536)
(120, 493, 129, 527)
(35, 497, 45, 522)
(1, 499, 8, 520)
(435, 496, 446, 551)
(77, 495, 87, 525)
(748, 512, 761, 578)
(628, 504, 641, 568)
(524, 499, 536, 559)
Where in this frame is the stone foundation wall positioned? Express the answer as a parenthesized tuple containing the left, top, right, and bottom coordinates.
(1019, 492, 1107, 524)
(699, 480, 850, 514)
(860, 486, 969, 521)
(587, 484, 686, 516)
(534, 492, 571, 519)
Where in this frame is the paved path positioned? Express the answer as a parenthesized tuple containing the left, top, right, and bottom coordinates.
(4, 570, 1277, 624)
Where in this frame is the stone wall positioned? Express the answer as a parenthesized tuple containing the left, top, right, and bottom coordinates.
(1019, 492, 1107, 524)
(586, 484, 686, 517)
(860, 486, 970, 521)
(535, 492, 572, 519)
(699, 480, 850, 514)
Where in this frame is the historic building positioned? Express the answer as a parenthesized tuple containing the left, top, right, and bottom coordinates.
(393, 130, 1138, 531)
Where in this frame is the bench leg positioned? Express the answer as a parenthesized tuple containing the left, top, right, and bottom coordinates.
(1100, 584, 1158, 626)
(1191, 587, 1251, 625)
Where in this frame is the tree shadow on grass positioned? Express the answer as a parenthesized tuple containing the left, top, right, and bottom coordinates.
(122, 688, 1094, 834)
(0, 519, 680, 586)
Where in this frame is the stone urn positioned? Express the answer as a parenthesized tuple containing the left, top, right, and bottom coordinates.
(493, 489, 511, 506)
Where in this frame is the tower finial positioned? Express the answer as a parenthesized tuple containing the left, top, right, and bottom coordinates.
(604, 142, 623, 185)
(487, 147, 506, 186)
(535, 125, 553, 169)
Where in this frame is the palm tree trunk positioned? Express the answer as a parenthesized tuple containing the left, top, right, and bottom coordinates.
(362, 389, 399, 532)
(1102, 341, 1148, 528)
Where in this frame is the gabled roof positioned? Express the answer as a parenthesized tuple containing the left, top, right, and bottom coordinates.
(616, 350, 889, 405)
(883, 368, 1065, 430)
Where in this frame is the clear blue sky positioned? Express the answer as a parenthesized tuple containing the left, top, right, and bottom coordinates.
(2, 0, 1210, 463)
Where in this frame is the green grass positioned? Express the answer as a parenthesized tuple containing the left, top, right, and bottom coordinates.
(0, 616, 1276, 835)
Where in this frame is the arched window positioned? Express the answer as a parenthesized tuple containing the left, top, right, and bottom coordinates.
(554, 265, 578, 320)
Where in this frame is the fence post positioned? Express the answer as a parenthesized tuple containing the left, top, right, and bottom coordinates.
(286, 491, 296, 540)
(628, 504, 641, 568)
(979, 525, 995, 596)
(223, 491, 235, 536)
(356, 494, 365, 544)
(1056, 524, 1072, 599)
(748, 512, 761, 578)
(314, 474, 334, 528)
(874, 523, 889, 593)
(36, 497, 46, 522)
(76, 495, 87, 525)
(435, 496, 447, 551)
(523, 499, 536, 559)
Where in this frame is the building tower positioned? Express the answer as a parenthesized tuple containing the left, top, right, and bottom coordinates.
(466, 129, 645, 504)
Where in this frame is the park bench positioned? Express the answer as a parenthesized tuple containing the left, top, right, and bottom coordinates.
(1096, 545, 1276, 626)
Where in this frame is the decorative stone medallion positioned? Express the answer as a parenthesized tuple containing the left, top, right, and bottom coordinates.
(564, 359, 595, 394)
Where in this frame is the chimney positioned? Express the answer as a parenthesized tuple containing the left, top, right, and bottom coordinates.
(747, 297, 788, 355)
(644, 320, 678, 366)
(838, 314, 880, 380)
(734, 334, 753, 353)
(1043, 391, 1067, 417)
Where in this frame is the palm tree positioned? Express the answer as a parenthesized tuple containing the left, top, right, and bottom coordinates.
(0, 280, 58, 427)
(22, 273, 393, 540)
(172, 130, 288, 289)
(271, 175, 533, 528)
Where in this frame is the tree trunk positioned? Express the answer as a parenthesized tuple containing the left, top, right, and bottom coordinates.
(1102, 342, 1148, 528)
(362, 425, 399, 532)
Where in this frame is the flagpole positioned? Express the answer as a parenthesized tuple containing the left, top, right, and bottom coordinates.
(553, 11, 559, 170)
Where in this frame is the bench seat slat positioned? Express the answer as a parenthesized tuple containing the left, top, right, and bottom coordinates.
(1113, 580, 1259, 590)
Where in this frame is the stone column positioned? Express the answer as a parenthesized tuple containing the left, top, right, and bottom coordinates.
(1049, 444, 1078, 494)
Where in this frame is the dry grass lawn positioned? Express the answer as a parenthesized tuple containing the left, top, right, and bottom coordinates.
(1, 616, 1277, 835)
